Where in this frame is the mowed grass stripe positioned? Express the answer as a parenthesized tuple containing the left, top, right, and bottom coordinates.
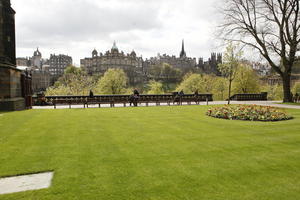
(0, 106, 299, 200)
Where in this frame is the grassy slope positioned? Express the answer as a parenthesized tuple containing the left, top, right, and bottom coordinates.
(0, 106, 299, 200)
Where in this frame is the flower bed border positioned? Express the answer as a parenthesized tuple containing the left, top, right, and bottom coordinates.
(206, 105, 293, 122)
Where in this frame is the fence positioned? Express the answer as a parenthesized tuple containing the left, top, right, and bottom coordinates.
(33, 94, 213, 108)
(229, 92, 268, 101)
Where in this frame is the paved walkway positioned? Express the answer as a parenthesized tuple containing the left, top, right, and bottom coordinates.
(33, 101, 300, 109)
(210, 101, 300, 109)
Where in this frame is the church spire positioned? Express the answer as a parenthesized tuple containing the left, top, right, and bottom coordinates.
(180, 39, 186, 58)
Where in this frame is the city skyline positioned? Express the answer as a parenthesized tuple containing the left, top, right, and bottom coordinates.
(13, 0, 222, 66)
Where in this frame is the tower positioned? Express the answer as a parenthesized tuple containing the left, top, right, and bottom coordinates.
(111, 41, 119, 54)
(211, 53, 217, 64)
(92, 49, 98, 58)
(1, 0, 30, 111)
(217, 53, 222, 64)
(32, 47, 42, 68)
(179, 39, 186, 58)
(0, 0, 16, 65)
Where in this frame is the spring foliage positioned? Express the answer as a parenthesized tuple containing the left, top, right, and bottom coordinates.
(95, 68, 128, 94)
(147, 81, 164, 94)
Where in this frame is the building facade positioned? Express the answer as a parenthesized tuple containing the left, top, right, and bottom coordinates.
(31, 67, 51, 92)
(81, 42, 144, 84)
(16, 49, 72, 92)
(32, 48, 42, 68)
(143, 40, 197, 73)
(0, 0, 16, 65)
(81, 40, 225, 85)
(0, 0, 29, 111)
(198, 53, 222, 75)
(49, 54, 72, 77)
(16, 48, 49, 68)
(16, 57, 31, 67)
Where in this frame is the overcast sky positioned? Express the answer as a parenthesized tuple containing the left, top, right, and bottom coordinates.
(12, 0, 223, 66)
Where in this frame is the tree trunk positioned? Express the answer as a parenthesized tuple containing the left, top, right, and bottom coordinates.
(228, 79, 232, 105)
(282, 74, 292, 102)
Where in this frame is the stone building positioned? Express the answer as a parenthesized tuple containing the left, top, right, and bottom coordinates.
(198, 53, 222, 75)
(16, 57, 31, 66)
(143, 40, 197, 73)
(80, 42, 144, 84)
(0, 0, 30, 111)
(0, 0, 15, 65)
(30, 68, 51, 92)
(32, 48, 42, 68)
(49, 54, 72, 76)
(17, 50, 72, 92)
(16, 48, 48, 68)
(48, 54, 72, 83)
(16, 48, 52, 93)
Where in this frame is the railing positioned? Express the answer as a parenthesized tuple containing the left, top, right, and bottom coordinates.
(229, 92, 268, 101)
(33, 94, 213, 108)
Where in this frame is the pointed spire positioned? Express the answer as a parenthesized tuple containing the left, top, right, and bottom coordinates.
(180, 39, 186, 58)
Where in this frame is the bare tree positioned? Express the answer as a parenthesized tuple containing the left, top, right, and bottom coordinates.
(219, 0, 300, 102)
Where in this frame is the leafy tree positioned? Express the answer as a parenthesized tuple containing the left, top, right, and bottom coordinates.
(218, 43, 243, 104)
(176, 74, 205, 93)
(219, 0, 300, 102)
(212, 77, 228, 100)
(147, 80, 164, 94)
(46, 85, 72, 96)
(95, 68, 128, 94)
(46, 65, 96, 96)
(233, 65, 261, 94)
(202, 74, 217, 93)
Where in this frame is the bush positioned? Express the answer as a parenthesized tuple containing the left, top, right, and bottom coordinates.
(207, 105, 292, 121)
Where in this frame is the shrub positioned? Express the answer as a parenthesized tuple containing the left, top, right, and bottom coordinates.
(207, 105, 292, 121)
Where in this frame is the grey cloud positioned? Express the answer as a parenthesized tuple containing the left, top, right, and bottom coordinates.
(12, 0, 222, 64)
(15, 0, 162, 44)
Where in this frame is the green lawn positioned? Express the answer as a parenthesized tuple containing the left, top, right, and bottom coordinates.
(0, 106, 300, 200)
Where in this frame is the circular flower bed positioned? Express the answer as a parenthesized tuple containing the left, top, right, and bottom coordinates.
(207, 105, 293, 121)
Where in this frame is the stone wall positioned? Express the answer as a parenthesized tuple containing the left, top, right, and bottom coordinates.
(0, 64, 25, 111)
